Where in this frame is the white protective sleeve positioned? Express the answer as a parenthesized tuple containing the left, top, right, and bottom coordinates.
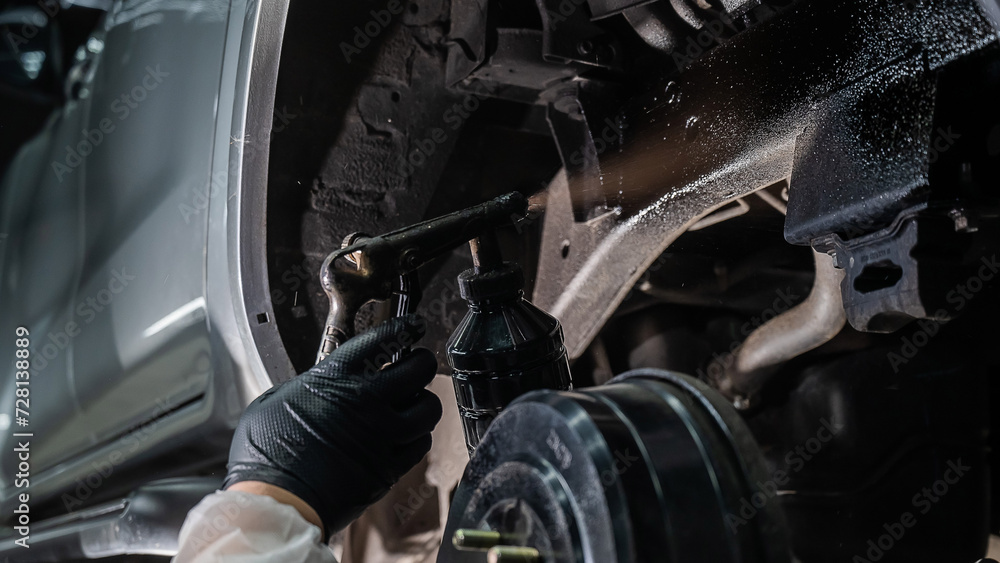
(172, 490, 339, 563)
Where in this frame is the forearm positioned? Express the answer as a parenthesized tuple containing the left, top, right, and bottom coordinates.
(172, 489, 337, 563)
(227, 480, 324, 533)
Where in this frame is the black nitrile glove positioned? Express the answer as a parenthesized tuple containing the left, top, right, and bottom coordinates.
(223, 315, 442, 537)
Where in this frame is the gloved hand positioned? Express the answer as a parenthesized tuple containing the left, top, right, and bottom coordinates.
(223, 315, 442, 538)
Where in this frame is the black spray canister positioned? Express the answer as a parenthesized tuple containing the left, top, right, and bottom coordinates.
(446, 236, 572, 456)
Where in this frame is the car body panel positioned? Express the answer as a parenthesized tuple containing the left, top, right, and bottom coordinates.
(0, 0, 287, 517)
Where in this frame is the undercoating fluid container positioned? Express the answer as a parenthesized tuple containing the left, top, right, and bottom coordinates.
(446, 261, 572, 455)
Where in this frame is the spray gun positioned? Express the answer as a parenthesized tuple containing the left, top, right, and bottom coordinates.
(315, 193, 528, 362)
(316, 192, 572, 454)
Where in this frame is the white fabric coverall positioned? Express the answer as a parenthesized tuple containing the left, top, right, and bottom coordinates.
(173, 490, 338, 562)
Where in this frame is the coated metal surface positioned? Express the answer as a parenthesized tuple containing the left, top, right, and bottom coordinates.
(533, 0, 1000, 359)
(812, 205, 993, 333)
